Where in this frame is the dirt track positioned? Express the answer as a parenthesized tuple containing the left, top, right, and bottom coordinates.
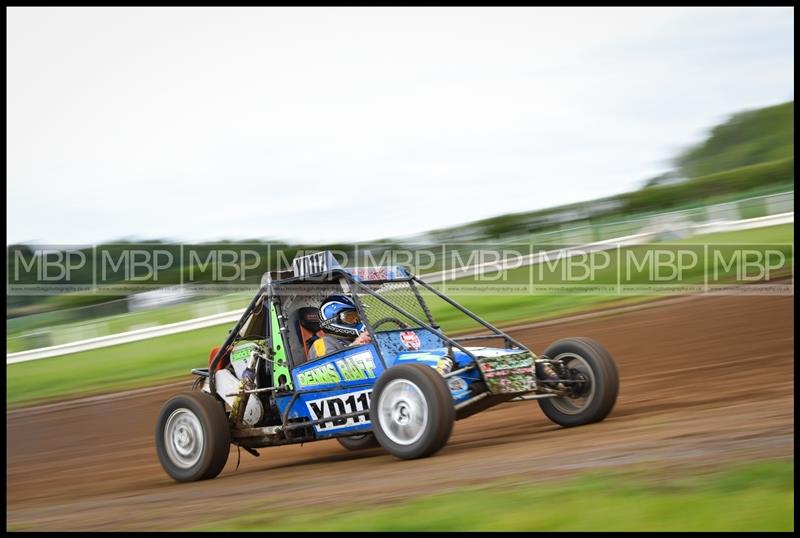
(6, 294, 795, 530)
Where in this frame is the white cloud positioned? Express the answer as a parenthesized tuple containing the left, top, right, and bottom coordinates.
(6, 7, 794, 244)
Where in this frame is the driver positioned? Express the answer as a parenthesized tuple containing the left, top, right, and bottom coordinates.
(308, 295, 372, 360)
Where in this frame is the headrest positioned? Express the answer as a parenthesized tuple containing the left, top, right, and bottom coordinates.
(297, 306, 321, 332)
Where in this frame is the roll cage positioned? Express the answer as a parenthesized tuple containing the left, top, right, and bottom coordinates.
(207, 264, 535, 398)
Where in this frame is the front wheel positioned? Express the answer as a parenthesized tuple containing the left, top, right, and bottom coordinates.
(155, 392, 231, 482)
(370, 363, 455, 460)
(537, 337, 619, 427)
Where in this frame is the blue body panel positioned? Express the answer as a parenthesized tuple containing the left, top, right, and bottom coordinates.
(277, 344, 384, 438)
(275, 328, 517, 439)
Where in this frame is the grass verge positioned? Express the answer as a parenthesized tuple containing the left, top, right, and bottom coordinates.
(197, 459, 794, 531)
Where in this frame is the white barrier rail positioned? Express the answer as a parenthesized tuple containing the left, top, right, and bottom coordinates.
(6, 211, 793, 364)
(6, 311, 246, 364)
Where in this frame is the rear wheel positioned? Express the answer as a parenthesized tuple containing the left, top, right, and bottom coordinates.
(155, 392, 231, 482)
(537, 337, 619, 427)
(336, 433, 381, 451)
(370, 363, 455, 460)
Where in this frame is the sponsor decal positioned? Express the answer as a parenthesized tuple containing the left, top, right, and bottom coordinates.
(334, 350, 377, 382)
(447, 376, 468, 393)
(477, 351, 536, 394)
(349, 267, 391, 280)
(297, 350, 378, 387)
(400, 330, 421, 350)
(307, 389, 372, 432)
(434, 356, 454, 375)
(297, 363, 341, 387)
(397, 351, 443, 362)
(302, 310, 320, 324)
(231, 342, 257, 364)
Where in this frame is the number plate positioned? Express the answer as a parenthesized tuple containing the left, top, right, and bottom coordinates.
(306, 389, 372, 432)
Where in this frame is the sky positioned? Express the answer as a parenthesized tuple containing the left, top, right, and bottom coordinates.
(6, 7, 794, 245)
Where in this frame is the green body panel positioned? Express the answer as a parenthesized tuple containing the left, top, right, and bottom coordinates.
(476, 351, 536, 394)
(270, 304, 293, 390)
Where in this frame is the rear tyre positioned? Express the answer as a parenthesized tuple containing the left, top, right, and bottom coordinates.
(370, 363, 455, 460)
(155, 392, 231, 482)
(537, 337, 619, 427)
(336, 433, 381, 451)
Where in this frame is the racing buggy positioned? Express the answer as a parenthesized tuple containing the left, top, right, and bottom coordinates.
(156, 251, 619, 482)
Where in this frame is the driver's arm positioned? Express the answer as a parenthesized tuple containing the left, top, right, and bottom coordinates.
(352, 331, 372, 345)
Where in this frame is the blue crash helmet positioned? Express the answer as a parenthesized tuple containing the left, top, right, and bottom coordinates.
(318, 295, 366, 339)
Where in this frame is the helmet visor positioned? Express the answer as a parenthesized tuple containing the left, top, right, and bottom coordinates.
(338, 310, 361, 325)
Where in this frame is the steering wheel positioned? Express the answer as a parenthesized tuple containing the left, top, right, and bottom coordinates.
(371, 317, 410, 331)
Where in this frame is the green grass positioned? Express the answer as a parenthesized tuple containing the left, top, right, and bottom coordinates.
(6, 224, 793, 407)
(430, 223, 793, 331)
(427, 292, 648, 333)
(197, 459, 794, 531)
(6, 325, 225, 405)
(6, 291, 253, 353)
(666, 222, 795, 244)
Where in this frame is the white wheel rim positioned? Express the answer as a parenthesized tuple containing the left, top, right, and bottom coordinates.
(378, 379, 428, 446)
(164, 408, 204, 469)
(549, 353, 596, 415)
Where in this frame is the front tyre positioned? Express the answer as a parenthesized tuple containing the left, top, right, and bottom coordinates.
(155, 392, 231, 482)
(538, 337, 619, 427)
(370, 363, 455, 460)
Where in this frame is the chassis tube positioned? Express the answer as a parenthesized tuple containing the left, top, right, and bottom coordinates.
(347, 277, 479, 362)
(209, 286, 267, 395)
(412, 277, 533, 354)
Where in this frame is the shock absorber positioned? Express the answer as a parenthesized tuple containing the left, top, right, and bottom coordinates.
(535, 360, 559, 381)
(552, 358, 569, 379)
(535, 359, 565, 391)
